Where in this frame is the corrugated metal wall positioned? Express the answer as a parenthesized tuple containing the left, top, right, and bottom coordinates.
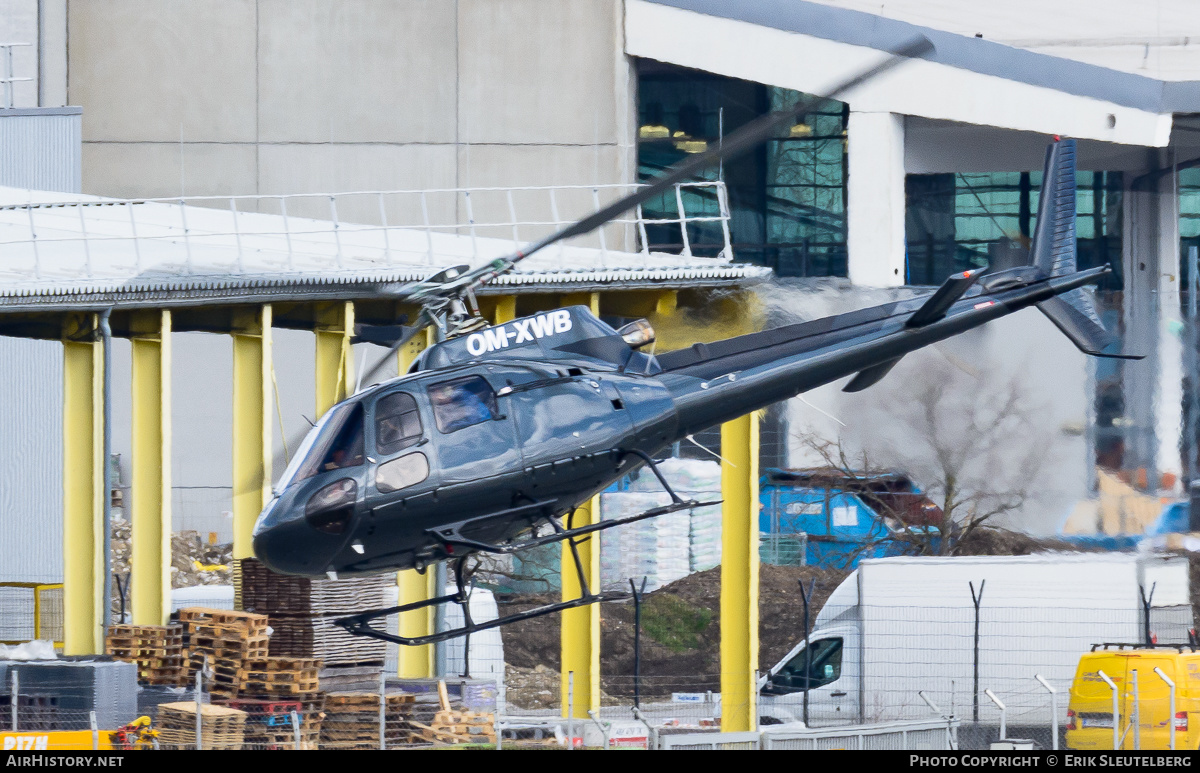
(0, 106, 80, 582)
(0, 335, 63, 582)
(0, 108, 82, 193)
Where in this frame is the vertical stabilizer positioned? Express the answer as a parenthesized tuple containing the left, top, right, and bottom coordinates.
(1030, 139, 1138, 359)
(1031, 139, 1077, 278)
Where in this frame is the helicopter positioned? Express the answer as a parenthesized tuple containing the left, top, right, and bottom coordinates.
(251, 38, 1136, 646)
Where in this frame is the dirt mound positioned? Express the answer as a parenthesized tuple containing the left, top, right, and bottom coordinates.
(498, 563, 851, 706)
(953, 527, 1093, 556)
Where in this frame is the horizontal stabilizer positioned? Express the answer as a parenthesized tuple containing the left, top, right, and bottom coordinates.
(906, 267, 986, 328)
(843, 357, 902, 392)
(1037, 291, 1142, 360)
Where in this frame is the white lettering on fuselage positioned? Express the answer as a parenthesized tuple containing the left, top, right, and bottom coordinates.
(466, 310, 573, 356)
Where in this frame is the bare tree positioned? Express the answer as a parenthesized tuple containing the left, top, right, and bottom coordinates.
(793, 353, 1054, 556)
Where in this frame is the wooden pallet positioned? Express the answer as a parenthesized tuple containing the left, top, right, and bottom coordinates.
(156, 701, 248, 748)
(236, 558, 392, 616)
(410, 720, 495, 745)
(244, 657, 322, 673)
(241, 678, 321, 695)
(106, 623, 186, 687)
(179, 607, 269, 628)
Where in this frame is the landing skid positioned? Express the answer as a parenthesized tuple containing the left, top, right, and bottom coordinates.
(334, 450, 720, 648)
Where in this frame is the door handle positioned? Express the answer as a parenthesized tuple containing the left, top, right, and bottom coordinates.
(831, 691, 847, 697)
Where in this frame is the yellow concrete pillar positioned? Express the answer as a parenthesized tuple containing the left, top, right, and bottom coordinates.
(131, 310, 172, 626)
(395, 327, 434, 677)
(720, 412, 760, 732)
(493, 295, 517, 324)
(396, 570, 436, 677)
(561, 495, 601, 719)
(62, 315, 105, 654)
(315, 301, 354, 416)
(561, 292, 601, 315)
(232, 306, 273, 561)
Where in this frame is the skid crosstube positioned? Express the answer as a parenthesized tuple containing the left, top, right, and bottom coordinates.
(334, 590, 628, 647)
(426, 496, 718, 555)
(334, 449, 721, 647)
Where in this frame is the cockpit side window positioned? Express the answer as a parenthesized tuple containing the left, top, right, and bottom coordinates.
(375, 392, 422, 455)
(427, 375, 498, 433)
(290, 402, 366, 482)
(304, 403, 365, 477)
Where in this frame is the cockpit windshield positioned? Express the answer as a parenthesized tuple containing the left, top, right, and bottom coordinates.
(274, 402, 365, 493)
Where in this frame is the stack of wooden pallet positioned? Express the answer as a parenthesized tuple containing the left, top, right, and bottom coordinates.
(155, 702, 247, 750)
(411, 709, 497, 746)
(318, 692, 415, 749)
(104, 623, 184, 686)
(209, 657, 324, 748)
(178, 608, 269, 697)
(408, 682, 496, 746)
(219, 697, 323, 750)
(239, 657, 321, 697)
(235, 558, 390, 669)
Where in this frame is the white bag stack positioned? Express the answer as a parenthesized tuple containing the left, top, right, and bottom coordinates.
(601, 458, 724, 590)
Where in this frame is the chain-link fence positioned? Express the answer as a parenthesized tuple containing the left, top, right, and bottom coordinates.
(0, 583, 63, 649)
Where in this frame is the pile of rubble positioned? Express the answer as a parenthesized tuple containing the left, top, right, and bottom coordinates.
(110, 516, 233, 589)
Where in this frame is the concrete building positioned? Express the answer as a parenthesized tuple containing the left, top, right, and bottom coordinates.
(9, 0, 1200, 536)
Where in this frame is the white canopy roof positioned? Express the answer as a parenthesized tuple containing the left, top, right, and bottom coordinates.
(0, 184, 769, 311)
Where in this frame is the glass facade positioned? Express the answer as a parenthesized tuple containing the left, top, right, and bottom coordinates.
(904, 171, 1124, 290)
(636, 61, 849, 277)
(906, 169, 1135, 487)
(1177, 170, 1200, 485)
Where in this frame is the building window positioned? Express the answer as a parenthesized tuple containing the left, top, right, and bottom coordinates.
(636, 60, 848, 278)
(427, 376, 498, 434)
(904, 170, 1123, 290)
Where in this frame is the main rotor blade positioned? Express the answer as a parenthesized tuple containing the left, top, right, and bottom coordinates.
(357, 312, 435, 388)
(453, 35, 932, 291)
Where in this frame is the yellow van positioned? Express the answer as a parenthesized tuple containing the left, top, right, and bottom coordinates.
(1066, 644, 1200, 750)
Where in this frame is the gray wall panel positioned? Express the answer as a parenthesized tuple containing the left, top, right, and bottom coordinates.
(0, 109, 81, 193)
(0, 335, 62, 582)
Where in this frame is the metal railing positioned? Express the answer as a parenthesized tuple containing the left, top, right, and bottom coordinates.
(760, 532, 808, 566)
(759, 718, 961, 750)
(0, 181, 733, 281)
(0, 43, 32, 109)
(653, 718, 960, 750)
(658, 730, 761, 750)
(0, 583, 64, 649)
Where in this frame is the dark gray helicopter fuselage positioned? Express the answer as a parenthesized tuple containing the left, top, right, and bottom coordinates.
(252, 263, 1104, 578)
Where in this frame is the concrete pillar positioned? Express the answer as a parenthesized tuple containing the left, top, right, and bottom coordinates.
(61, 315, 104, 653)
(314, 302, 354, 416)
(396, 570, 436, 678)
(720, 412, 760, 732)
(1123, 158, 1183, 491)
(561, 495, 601, 721)
(847, 111, 906, 287)
(396, 328, 434, 678)
(561, 292, 601, 315)
(131, 310, 172, 625)
(493, 295, 517, 324)
(231, 305, 273, 560)
(1157, 167, 1184, 492)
